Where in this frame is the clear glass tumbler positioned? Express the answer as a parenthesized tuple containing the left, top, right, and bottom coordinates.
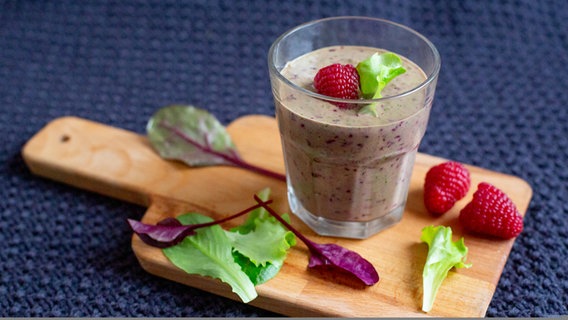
(268, 16, 440, 239)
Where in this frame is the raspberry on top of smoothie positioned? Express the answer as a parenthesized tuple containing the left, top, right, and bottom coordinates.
(280, 46, 427, 128)
(313, 63, 361, 108)
(312, 51, 407, 116)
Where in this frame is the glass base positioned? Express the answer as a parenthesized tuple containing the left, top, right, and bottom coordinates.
(287, 185, 405, 239)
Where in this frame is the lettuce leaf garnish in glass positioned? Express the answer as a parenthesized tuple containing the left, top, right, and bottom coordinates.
(356, 52, 406, 116)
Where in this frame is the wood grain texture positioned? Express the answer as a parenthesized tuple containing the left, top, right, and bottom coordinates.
(22, 115, 532, 317)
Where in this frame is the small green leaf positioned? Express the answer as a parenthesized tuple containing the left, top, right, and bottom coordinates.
(356, 52, 406, 117)
(420, 225, 471, 313)
(229, 188, 296, 285)
(232, 187, 272, 234)
(357, 104, 379, 117)
(147, 105, 238, 166)
(163, 213, 258, 303)
(228, 216, 295, 267)
(357, 52, 406, 99)
(231, 251, 283, 285)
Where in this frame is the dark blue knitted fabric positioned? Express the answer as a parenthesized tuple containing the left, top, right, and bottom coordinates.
(1, 0, 567, 317)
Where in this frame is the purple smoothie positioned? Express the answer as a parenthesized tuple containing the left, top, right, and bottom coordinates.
(274, 46, 431, 230)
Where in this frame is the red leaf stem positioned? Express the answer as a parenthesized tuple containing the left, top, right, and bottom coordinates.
(160, 121, 286, 182)
(129, 200, 273, 248)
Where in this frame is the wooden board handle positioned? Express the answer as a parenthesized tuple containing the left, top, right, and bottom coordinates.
(22, 117, 154, 205)
(21, 116, 289, 212)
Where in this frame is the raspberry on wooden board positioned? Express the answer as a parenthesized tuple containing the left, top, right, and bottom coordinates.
(459, 182, 523, 239)
(423, 161, 471, 215)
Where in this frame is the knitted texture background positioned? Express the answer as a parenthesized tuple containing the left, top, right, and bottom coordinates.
(1, 0, 567, 317)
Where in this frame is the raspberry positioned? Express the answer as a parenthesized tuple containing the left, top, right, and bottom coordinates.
(423, 161, 471, 215)
(459, 182, 523, 239)
(313, 63, 360, 108)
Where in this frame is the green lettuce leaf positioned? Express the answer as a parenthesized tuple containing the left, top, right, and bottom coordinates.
(356, 52, 406, 116)
(163, 213, 257, 303)
(229, 187, 296, 285)
(231, 251, 284, 286)
(228, 215, 295, 267)
(421, 225, 471, 313)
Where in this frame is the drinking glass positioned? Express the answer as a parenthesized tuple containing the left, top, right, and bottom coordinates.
(268, 16, 440, 238)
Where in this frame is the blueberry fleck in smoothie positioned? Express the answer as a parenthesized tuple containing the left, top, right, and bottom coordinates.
(268, 18, 440, 238)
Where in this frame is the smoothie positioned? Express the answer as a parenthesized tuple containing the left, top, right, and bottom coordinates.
(273, 46, 433, 236)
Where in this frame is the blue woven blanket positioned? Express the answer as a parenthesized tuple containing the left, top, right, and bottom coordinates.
(1, 0, 566, 317)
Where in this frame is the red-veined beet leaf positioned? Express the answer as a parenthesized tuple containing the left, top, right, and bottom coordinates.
(146, 105, 285, 181)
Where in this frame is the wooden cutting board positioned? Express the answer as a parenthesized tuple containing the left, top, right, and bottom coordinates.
(22, 115, 532, 317)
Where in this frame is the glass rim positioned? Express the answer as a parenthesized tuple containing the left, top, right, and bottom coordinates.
(267, 16, 441, 104)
